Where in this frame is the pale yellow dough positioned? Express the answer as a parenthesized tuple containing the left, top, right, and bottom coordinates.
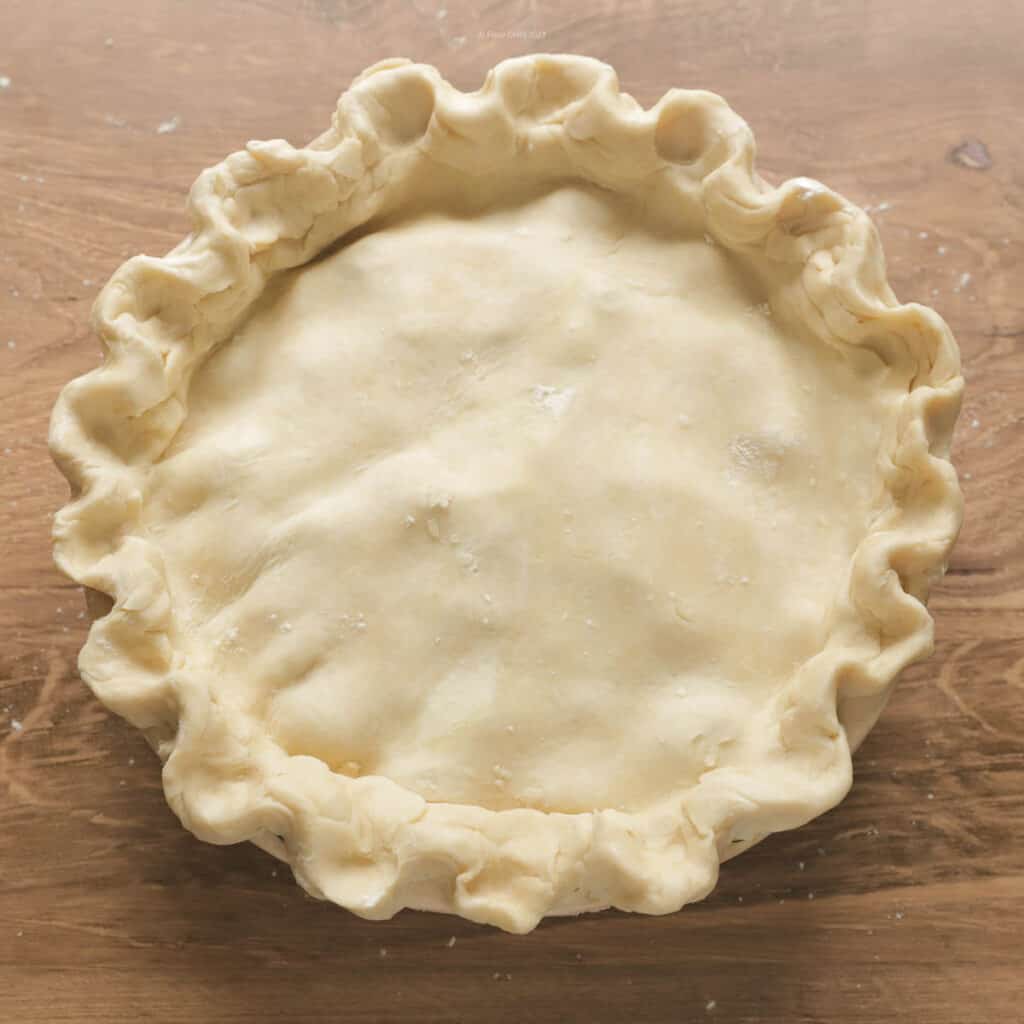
(51, 56, 963, 932)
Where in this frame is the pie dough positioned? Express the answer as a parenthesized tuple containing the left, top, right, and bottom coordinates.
(50, 55, 964, 932)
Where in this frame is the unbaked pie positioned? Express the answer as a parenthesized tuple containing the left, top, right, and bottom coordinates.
(50, 55, 963, 932)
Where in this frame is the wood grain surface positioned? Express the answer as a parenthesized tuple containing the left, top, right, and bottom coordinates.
(2, 2, 1022, 1021)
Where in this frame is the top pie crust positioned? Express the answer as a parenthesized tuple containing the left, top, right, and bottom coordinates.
(50, 55, 963, 932)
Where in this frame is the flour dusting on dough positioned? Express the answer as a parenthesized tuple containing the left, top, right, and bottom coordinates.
(531, 384, 576, 416)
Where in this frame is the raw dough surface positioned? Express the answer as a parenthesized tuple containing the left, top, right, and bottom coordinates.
(149, 183, 887, 815)
(51, 56, 963, 932)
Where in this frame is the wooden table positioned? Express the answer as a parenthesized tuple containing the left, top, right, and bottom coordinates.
(2, 2, 1021, 1021)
